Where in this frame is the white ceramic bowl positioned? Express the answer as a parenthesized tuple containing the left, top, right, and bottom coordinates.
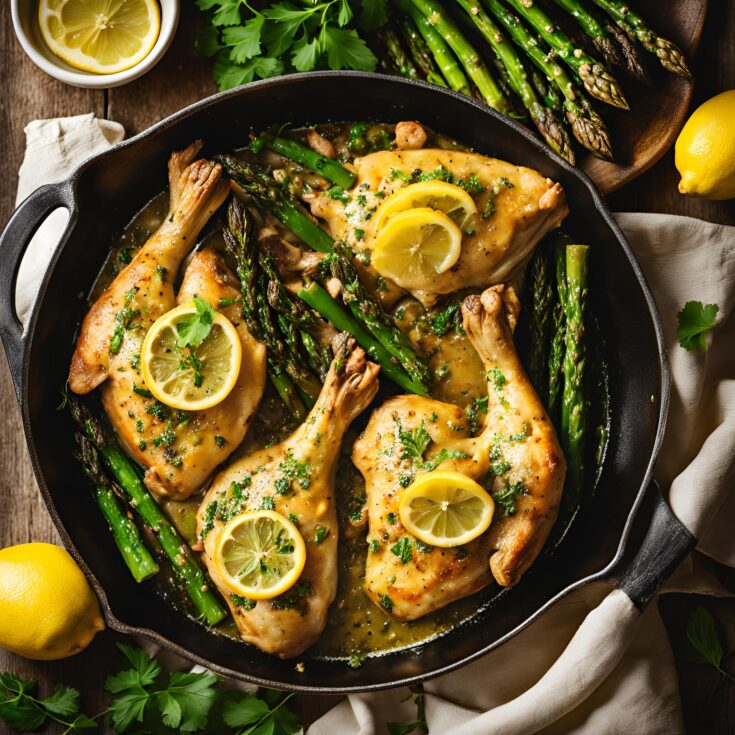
(11, 0, 179, 89)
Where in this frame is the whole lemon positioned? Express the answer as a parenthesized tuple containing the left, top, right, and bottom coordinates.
(0, 543, 104, 660)
(675, 90, 735, 200)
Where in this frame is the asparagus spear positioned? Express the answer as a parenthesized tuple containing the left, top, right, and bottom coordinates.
(455, 0, 574, 163)
(396, 12, 449, 87)
(378, 25, 422, 80)
(75, 433, 159, 583)
(325, 243, 432, 389)
(547, 243, 566, 417)
(561, 244, 589, 506)
(223, 199, 308, 420)
(601, 17, 649, 83)
(503, 0, 628, 110)
(483, 0, 613, 160)
(528, 241, 555, 396)
(395, 0, 472, 94)
(298, 281, 429, 396)
(409, 0, 514, 115)
(550, 0, 624, 69)
(69, 398, 227, 626)
(264, 136, 356, 189)
(589, 0, 692, 78)
(215, 156, 334, 253)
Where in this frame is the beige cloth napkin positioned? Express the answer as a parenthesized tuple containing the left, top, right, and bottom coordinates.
(13, 117, 735, 735)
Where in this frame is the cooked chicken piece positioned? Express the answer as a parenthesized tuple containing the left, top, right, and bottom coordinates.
(69, 144, 267, 500)
(309, 149, 568, 306)
(352, 285, 565, 620)
(197, 337, 379, 658)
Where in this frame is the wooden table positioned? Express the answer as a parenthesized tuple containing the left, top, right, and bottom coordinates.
(1, 2, 734, 732)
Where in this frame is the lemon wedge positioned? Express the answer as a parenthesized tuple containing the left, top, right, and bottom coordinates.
(372, 207, 463, 290)
(373, 181, 478, 232)
(38, 0, 161, 75)
(399, 471, 494, 548)
(214, 511, 307, 600)
(141, 301, 242, 412)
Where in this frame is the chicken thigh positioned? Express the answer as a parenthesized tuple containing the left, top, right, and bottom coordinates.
(197, 337, 380, 658)
(69, 144, 267, 499)
(352, 285, 565, 620)
(309, 149, 568, 306)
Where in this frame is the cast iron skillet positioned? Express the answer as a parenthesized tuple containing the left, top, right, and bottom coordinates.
(0, 73, 695, 692)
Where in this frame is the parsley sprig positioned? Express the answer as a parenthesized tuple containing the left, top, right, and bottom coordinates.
(0, 644, 302, 735)
(681, 606, 735, 683)
(196, 0, 386, 91)
(676, 301, 720, 352)
(0, 674, 97, 733)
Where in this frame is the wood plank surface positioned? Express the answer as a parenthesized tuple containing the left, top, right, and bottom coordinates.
(0, 0, 733, 732)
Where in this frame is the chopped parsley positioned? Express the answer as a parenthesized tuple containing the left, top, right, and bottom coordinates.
(260, 496, 275, 510)
(214, 435, 227, 448)
(132, 383, 153, 398)
(271, 582, 312, 614)
(275, 450, 313, 492)
(508, 426, 528, 442)
(398, 421, 432, 462)
(414, 538, 433, 553)
(465, 396, 489, 435)
(109, 287, 140, 355)
(430, 301, 464, 337)
(118, 247, 132, 264)
(390, 537, 413, 564)
(398, 473, 413, 488)
(370, 539, 381, 553)
(230, 594, 256, 611)
(458, 172, 486, 196)
(420, 448, 469, 472)
(493, 481, 526, 515)
(379, 594, 394, 612)
(219, 297, 237, 307)
(386, 512, 397, 525)
(314, 525, 329, 544)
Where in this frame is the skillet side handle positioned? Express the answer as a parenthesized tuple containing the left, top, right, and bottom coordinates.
(616, 483, 696, 610)
(0, 183, 72, 398)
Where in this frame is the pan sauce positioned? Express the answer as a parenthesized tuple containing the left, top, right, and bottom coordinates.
(93, 124, 608, 663)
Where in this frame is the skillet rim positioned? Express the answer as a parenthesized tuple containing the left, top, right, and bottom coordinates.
(14, 71, 670, 693)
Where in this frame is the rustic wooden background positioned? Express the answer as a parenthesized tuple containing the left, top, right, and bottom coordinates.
(0, 1, 734, 733)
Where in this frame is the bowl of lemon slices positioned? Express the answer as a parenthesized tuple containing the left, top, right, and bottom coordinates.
(11, 0, 178, 88)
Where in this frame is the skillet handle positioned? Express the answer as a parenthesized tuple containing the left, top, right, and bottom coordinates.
(0, 183, 73, 398)
(614, 483, 696, 609)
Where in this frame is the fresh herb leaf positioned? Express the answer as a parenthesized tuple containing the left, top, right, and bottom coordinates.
(677, 301, 719, 351)
(176, 297, 215, 348)
(390, 537, 413, 564)
(388, 693, 428, 735)
(398, 421, 432, 462)
(493, 481, 526, 516)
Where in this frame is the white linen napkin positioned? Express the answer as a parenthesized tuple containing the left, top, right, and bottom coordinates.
(10, 116, 735, 734)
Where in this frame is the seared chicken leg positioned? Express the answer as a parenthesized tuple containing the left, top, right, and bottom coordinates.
(197, 337, 379, 658)
(69, 144, 267, 499)
(353, 285, 565, 620)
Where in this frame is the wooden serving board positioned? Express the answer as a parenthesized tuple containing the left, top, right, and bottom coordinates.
(582, 0, 709, 194)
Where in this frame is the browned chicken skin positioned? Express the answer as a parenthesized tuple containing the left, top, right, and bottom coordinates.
(197, 337, 380, 658)
(69, 143, 267, 499)
(352, 285, 565, 621)
(309, 149, 568, 306)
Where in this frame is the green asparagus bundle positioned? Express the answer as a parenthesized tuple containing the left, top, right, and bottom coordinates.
(560, 244, 589, 507)
(547, 242, 567, 417)
(482, 0, 613, 160)
(396, 12, 449, 87)
(395, 0, 472, 94)
(69, 397, 227, 626)
(378, 25, 422, 79)
(527, 239, 555, 396)
(503, 0, 628, 109)
(589, 0, 692, 77)
(549, 0, 648, 82)
(75, 433, 159, 583)
(223, 198, 309, 420)
(455, 0, 574, 163)
(409, 0, 514, 115)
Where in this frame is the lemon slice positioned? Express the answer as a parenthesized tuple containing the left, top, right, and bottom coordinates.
(38, 0, 161, 75)
(399, 471, 494, 548)
(214, 511, 307, 600)
(141, 302, 242, 411)
(372, 207, 463, 289)
(373, 181, 478, 232)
